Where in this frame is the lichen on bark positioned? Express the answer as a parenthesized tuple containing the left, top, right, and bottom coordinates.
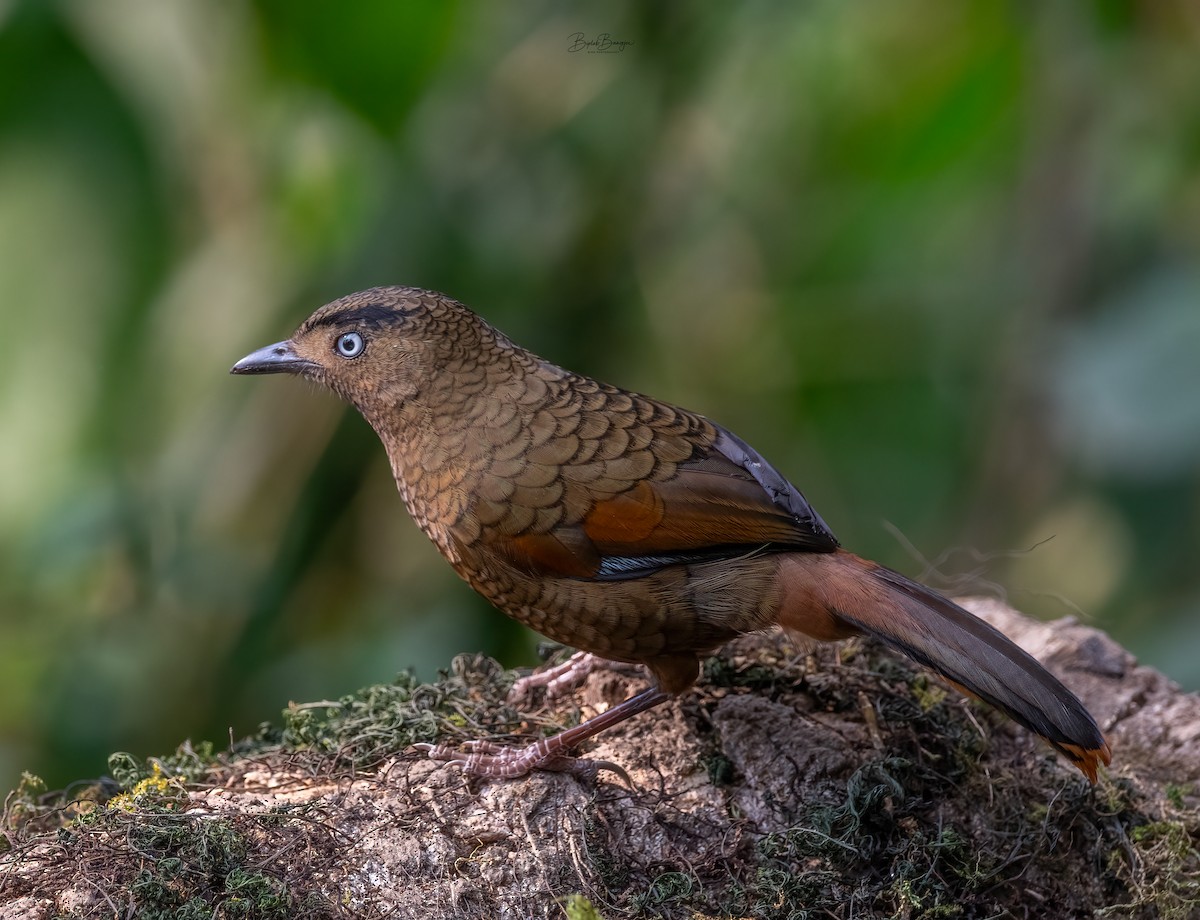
(2, 600, 1198, 919)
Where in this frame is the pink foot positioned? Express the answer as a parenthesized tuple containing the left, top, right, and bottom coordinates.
(413, 738, 628, 782)
(507, 652, 639, 707)
(415, 687, 670, 782)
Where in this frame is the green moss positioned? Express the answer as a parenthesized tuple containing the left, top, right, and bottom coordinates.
(583, 813, 632, 895)
(105, 762, 188, 812)
(703, 750, 735, 786)
(257, 654, 527, 771)
(1101, 818, 1200, 919)
(1165, 783, 1192, 809)
(4, 640, 1198, 919)
(71, 803, 305, 918)
(1, 653, 572, 919)
(2, 771, 46, 835)
(702, 654, 781, 690)
(706, 638, 1188, 919)
(630, 872, 698, 912)
(563, 892, 605, 920)
(909, 673, 949, 712)
(223, 868, 294, 917)
(107, 741, 217, 789)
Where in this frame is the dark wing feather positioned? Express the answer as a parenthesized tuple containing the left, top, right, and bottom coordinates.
(488, 420, 838, 580)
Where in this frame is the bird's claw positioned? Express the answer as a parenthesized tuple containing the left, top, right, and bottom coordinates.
(507, 651, 602, 707)
(413, 739, 631, 784)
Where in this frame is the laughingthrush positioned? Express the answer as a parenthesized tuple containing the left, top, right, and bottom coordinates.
(232, 286, 1111, 782)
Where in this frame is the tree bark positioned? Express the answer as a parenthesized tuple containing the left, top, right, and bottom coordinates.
(3, 598, 1198, 919)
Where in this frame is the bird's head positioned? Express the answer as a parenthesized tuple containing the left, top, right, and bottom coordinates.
(231, 286, 482, 419)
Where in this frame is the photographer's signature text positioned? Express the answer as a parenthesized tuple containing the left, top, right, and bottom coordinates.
(568, 32, 635, 54)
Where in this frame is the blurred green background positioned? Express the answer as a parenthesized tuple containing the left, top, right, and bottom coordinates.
(2, 1, 1199, 792)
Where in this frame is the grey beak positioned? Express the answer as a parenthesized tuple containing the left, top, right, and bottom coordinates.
(230, 340, 315, 376)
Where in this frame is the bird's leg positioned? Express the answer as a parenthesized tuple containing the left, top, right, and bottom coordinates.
(416, 686, 670, 780)
(507, 651, 640, 707)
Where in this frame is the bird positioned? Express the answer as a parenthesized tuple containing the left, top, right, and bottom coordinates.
(231, 285, 1112, 782)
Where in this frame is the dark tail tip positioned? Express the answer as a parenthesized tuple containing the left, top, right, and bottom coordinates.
(846, 557, 1113, 782)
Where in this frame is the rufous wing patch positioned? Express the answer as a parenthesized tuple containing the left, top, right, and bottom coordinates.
(490, 529, 601, 578)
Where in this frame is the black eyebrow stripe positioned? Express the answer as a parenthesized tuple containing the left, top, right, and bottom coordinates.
(303, 303, 404, 333)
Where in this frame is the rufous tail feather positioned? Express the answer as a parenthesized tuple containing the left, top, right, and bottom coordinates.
(776, 550, 1112, 782)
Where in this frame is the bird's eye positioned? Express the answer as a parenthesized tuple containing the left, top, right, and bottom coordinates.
(335, 332, 365, 358)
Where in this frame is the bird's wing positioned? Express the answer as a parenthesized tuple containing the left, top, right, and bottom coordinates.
(482, 409, 839, 580)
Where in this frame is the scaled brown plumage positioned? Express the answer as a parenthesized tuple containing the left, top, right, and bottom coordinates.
(232, 286, 1112, 782)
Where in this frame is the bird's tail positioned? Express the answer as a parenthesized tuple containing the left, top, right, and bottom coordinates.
(775, 549, 1112, 782)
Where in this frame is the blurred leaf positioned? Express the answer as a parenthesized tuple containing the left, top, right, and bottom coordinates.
(3, 0, 1200, 793)
(250, 0, 460, 133)
(1054, 270, 1200, 479)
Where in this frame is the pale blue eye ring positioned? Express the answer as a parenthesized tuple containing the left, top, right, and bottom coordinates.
(335, 332, 365, 358)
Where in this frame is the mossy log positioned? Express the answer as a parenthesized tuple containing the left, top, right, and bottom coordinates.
(2, 599, 1198, 919)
